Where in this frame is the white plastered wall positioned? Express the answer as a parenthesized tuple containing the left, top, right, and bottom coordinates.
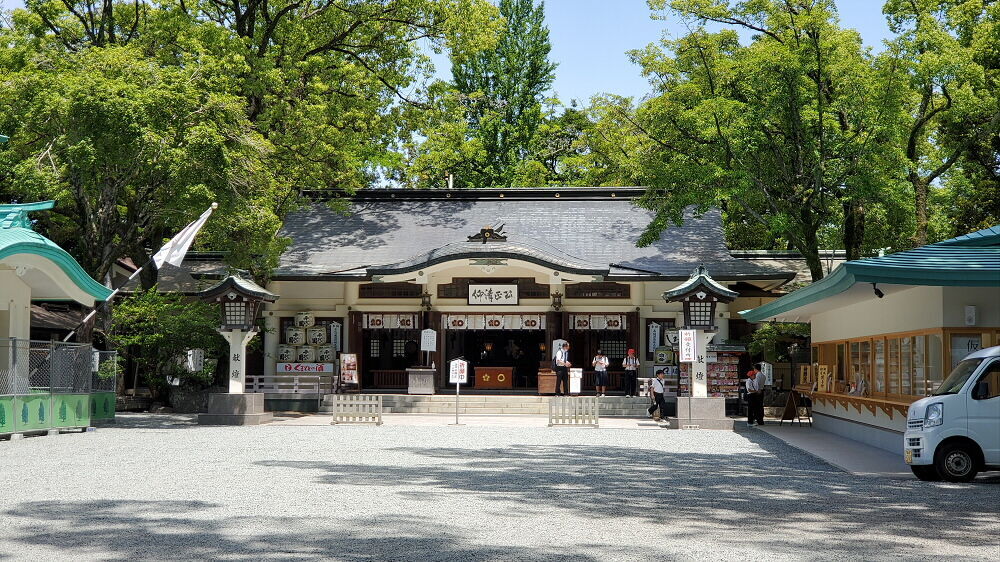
(810, 285, 945, 343)
(0, 267, 32, 340)
(942, 286, 1000, 327)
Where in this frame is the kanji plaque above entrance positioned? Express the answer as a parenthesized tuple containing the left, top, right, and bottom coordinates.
(467, 284, 518, 305)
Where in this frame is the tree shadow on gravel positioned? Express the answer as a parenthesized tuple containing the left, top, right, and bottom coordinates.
(253, 428, 1000, 557)
(1, 499, 597, 561)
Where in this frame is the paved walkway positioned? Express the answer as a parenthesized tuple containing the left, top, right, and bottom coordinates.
(755, 423, 913, 479)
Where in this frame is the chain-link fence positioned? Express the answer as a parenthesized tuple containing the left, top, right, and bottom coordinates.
(0, 338, 118, 433)
(0, 338, 96, 394)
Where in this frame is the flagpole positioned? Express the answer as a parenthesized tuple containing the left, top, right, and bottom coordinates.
(61, 203, 218, 342)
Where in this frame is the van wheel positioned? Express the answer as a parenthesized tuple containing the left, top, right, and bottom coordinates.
(934, 443, 979, 482)
(910, 465, 941, 481)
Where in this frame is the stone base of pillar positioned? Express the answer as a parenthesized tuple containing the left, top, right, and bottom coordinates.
(197, 393, 273, 425)
(666, 397, 733, 430)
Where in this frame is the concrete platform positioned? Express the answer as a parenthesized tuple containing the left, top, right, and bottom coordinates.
(198, 393, 274, 425)
(756, 423, 912, 479)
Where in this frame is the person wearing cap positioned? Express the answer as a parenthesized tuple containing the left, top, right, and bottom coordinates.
(647, 369, 669, 420)
(745, 364, 765, 426)
(622, 348, 639, 397)
(554, 342, 571, 396)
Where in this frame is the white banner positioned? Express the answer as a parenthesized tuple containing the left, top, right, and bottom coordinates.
(363, 313, 417, 330)
(277, 362, 335, 373)
(330, 321, 342, 351)
(679, 329, 697, 362)
(468, 284, 518, 305)
(648, 322, 661, 352)
(570, 314, 626, 330)
(442, 314, 546, 330)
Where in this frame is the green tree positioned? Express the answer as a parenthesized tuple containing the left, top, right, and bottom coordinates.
(449, 0, 556, 188)
(883, 0, 999, 246)
(109, 288, 225, 396)
(598, 0, 907, 280)
(5, 0, 501, 283)
(0, 45, 280, 287)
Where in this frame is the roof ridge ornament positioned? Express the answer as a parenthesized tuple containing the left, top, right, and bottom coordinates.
(0, 200, 55, 231)
(468, 223, 507, 243)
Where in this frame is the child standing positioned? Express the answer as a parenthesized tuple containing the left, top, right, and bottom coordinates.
(592, 349, 610, 397)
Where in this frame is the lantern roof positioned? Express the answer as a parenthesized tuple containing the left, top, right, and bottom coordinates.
(198, 273, 278, 302)
(662, 265, 738, 303)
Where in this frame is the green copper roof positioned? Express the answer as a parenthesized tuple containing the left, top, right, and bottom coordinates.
(741, 225, 1000, 323)
(0, 201, 113, 302)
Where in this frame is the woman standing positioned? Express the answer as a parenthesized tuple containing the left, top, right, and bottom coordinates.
(592, 349, 610, 397)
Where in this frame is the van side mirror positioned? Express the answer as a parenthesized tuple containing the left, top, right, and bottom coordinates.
(975, 380, 990, 400)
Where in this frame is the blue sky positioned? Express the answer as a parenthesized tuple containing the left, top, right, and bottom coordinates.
(457, 0, 895, 104)
(1, 0, 893, 103)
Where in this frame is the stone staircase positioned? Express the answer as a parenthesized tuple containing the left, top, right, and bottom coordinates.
(319, 394, 655, 417)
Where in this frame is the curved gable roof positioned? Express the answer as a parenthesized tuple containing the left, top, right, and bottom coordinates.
(0, 201, 112, 303)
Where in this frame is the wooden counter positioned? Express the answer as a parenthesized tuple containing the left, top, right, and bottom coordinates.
(475, 366, 514, 389)
(537, 369, 557, 395)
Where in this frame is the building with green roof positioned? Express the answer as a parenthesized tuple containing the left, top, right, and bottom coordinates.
(741, 225, 1000, 453)
(1, 200, 116, 435)
(1, 200, 112, 341)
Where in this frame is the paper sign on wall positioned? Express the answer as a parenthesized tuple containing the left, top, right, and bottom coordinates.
(679, 329, 697, 362)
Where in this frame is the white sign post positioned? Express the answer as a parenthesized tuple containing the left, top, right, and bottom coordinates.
(420, 328, 437, 366)
(449, 359, 469, 425)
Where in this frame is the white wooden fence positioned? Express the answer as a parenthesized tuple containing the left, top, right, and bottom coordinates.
(548, 396, 600, 427)
(330, 394, 383, 426)
(245, 375, 335, 394)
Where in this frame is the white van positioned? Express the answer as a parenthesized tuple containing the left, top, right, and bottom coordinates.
(904, 345, 1000, 482)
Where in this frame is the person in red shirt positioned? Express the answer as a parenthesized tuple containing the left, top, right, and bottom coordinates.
(745, 364, 765, 426)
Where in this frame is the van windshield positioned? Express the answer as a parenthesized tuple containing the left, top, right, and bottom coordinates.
(934, 359, 984, 395)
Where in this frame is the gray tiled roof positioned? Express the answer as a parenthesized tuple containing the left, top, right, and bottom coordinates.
(276, 188, 793, 281)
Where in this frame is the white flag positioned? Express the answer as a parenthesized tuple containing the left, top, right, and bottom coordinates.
(152, 203, 216, 269)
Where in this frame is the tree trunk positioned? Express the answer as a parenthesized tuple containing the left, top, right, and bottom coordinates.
(843, 200, 866, 261)
(911, 174, 929, 247)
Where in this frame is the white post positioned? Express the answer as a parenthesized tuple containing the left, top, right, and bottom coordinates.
(225, 329, 258, 394)
(691, 329, 709, 399)
(455, 380, 460, 425)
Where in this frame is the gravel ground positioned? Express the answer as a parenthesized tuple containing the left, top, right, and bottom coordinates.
(1, 414, 998, 561)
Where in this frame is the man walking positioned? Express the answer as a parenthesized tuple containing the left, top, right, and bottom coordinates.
(647, 369, 668, 420)
(745, 364, 765, 426)
(554, 342, 571, 396)
(622, 348, 640, 397)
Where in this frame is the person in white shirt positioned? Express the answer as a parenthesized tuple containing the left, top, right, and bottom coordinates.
(554, 342, 571, 396)
(622, 348, 640, 397)
(647, 369, 669, 420)
(592, 350, 610, 397)
(745, 365, 765, 426)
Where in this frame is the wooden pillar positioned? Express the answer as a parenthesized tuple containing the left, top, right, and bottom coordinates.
(349, 310, 363, 392)
(627, 310, 640, 356)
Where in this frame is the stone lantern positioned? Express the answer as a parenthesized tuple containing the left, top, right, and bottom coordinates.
(662, 265, 738, 429)
(197, 273, 278, 425)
